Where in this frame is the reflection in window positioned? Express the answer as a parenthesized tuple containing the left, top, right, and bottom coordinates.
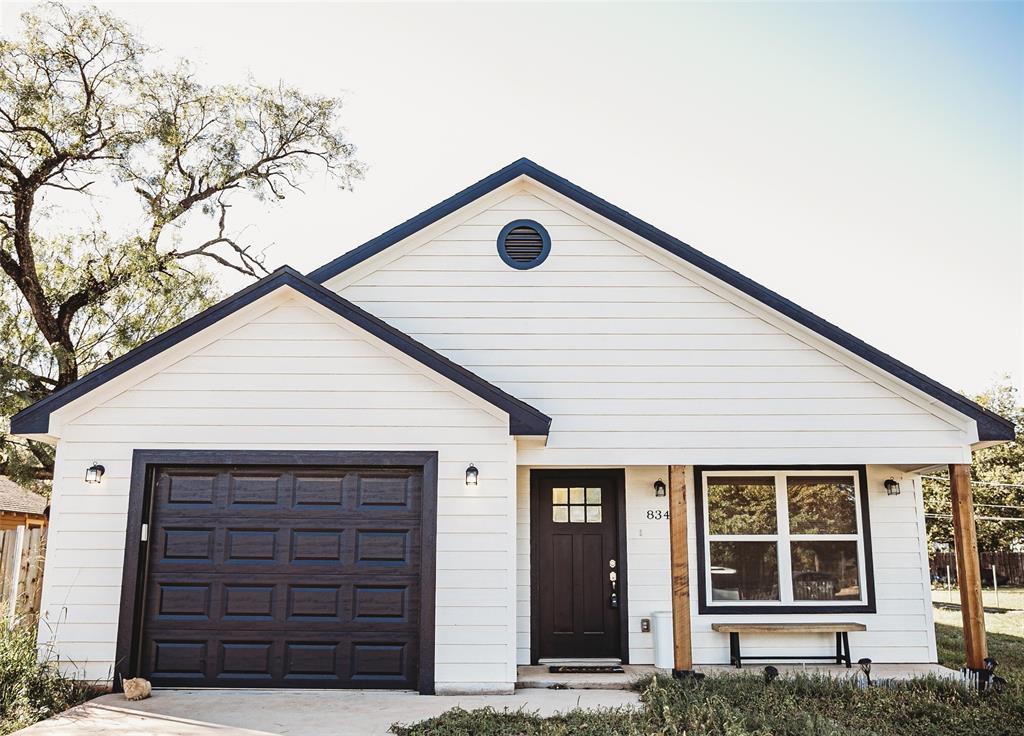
(791, 540, 860, 601)
(702, 471, 866, 608)
(552, 487, 603, 523)
(707, 476, 776, 535)
(710, 541, 779, 601)
(787, 476, 857, 534)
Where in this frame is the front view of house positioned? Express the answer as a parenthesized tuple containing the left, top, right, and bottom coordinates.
(13, 160, 1012, 695)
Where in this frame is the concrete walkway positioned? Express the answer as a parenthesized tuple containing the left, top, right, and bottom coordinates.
(14, 688, 641, 736)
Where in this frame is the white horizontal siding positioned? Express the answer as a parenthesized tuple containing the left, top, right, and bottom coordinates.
(40, 296, 518, 689)
(331, 190, 971, 466)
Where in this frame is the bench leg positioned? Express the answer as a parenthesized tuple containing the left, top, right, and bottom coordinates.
(835, 633, 843, 666)
(842, 632, 851, 668)
(729, 632, 742, 669)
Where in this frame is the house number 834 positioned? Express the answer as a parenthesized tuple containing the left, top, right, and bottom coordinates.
(646, 510, 669, 520)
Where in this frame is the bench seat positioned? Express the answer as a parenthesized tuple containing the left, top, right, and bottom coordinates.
(711, 622, 867, 668)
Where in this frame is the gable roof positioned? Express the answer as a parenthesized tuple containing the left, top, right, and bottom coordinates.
(0, 476, 47, 516)
(9, 267, 551, 438)
(308, 158, 1014, 443)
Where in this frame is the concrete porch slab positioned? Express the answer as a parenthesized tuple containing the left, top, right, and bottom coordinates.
(517, 664, 658, 689)
(14, 688, 641, 736)
(698, 662, 961, 680)
(516, 662, 960, 689)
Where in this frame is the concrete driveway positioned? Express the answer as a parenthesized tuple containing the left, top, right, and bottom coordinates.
(15, 688, 641, 736)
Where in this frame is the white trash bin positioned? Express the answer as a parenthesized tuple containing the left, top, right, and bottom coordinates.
(651, 610, 675, 670)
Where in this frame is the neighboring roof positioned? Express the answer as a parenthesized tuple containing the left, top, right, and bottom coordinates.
(308, 158, 1015, 443)
(9, 267, 551, 437)
(0, 477, 47, 516)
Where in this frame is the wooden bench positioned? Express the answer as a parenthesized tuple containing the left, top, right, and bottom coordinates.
(711, 622, 867, 669)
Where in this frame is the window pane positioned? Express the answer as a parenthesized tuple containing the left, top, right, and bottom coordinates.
(569, 487, 585, 504)
(552, 488, 568, 504)
(791, 540, 861, 601)
(586, 505, 602, 523)
(569, 506, 585, 523)
(709, 541, 779, 601)
(586, 487, 602, 504)
(552, 506, 569, 523)
(787, 476, 857, 534)
(707, 476, 776, 535)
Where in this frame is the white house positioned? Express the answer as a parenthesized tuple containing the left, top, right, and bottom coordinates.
(12, 159, 1011, 695)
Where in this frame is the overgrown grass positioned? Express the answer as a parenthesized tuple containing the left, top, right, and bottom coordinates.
(0, 622, 92, 734)
(392, 673, 1024, 736)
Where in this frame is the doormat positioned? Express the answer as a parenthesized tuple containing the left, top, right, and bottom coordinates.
(548, 665, 624, 674)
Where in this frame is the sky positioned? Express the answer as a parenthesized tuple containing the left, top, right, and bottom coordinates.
(3, 1, 1022, 396)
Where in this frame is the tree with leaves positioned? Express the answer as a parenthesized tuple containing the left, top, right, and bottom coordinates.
(0, 3, 363, 482)
(923, 379, 1024, 552)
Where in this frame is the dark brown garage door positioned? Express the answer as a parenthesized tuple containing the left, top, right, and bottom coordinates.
(138, 465, 424, 689)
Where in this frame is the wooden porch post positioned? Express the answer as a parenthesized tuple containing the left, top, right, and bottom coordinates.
(948, 463, 987, 669)
(668, 465, 693, 673)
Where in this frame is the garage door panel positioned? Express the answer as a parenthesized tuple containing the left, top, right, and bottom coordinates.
(141, 635, 419, 688)
(155, 467, 422, 515)
(146, 578, 419, 628)
(140, 464, 424, 689)
(148, 526, 421, 575)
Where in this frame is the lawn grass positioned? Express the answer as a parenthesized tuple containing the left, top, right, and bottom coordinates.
(932, 586, 1024, 680)
(393, 591, 1024, 736)
(392, 673, 1024, 736)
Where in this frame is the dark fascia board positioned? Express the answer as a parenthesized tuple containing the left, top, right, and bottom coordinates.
(307, 158, 1014, 443)
(10, 267, 551, 437)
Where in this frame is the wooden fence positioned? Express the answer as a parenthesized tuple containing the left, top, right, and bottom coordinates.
(0, 526, 47, 623)
(931, 550, 1024, 586)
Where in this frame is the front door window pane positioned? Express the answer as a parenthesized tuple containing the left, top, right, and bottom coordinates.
(707, 476, 776, 535)
(787, 476, 857, 534)
(709, 541, 779, 601)
(791, 540, 860, 600)
(569, 506, 585, 523)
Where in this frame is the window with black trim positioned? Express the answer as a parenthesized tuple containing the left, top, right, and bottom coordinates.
(697, 468, 873, 613)
(497, 219, 550, 270)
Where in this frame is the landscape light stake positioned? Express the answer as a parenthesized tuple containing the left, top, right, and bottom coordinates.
(858, 658, 872, 686)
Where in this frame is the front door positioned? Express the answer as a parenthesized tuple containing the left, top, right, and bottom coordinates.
(531, 470, 626, 661)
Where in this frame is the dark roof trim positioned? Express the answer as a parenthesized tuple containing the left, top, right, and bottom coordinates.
(307, 158, 1013, 443)
(10, 267, 551, 437)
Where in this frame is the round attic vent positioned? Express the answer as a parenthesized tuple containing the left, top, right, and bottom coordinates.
(497, 220, 550, 269)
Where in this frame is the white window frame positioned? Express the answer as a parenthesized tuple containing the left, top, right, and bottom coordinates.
(701, 469, 869, 610)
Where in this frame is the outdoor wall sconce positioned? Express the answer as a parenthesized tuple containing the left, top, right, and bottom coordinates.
(654, 478, 667, 497)
(884, 478, 901, 496)
(85, 463, 105, 484)
(465, 463, 479, 486)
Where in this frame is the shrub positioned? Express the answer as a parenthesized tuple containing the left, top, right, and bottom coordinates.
(0, 621, 92, 734)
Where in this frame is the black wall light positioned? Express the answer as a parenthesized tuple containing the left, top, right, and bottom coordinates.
(884, 478, 901, 496)
(85, 463, 105, 484)
(465, 463, 479, 486)
(654, 478, 667, 497)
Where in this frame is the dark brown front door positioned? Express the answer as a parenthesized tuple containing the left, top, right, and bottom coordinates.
(532, 470, 626, 661)
(138, 464, 424, 689)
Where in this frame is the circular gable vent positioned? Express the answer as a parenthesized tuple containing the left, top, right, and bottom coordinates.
(497, 220, 551, 269)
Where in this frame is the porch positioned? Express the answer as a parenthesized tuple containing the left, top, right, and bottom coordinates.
(518, 463, 990, 678)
